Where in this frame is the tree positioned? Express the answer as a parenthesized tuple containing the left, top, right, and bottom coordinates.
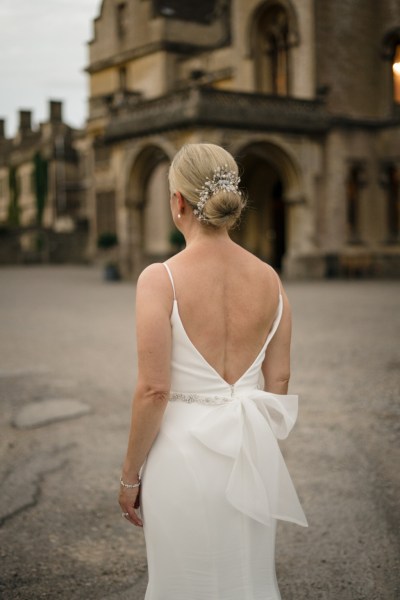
(33, 152, 48, 226)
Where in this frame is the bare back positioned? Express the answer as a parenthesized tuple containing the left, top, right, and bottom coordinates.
(165, 238, 290, 387)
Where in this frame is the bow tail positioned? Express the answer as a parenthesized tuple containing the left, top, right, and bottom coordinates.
(269, 447, 308, 526)
(225, 442, 272, 526)
(243, 399, 308, 527)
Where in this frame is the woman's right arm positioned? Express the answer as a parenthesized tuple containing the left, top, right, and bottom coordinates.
(118, 264, 172, 526)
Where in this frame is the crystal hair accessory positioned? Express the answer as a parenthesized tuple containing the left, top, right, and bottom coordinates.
(194, 165, 241, 222)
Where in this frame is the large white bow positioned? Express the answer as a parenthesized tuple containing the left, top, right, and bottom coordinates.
(190, 390, 308, 527)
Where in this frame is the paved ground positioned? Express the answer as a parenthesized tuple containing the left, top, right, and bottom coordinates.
(0, 266, 399, 600)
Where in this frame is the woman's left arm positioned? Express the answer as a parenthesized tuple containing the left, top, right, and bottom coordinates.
(118, 264, 172, 527)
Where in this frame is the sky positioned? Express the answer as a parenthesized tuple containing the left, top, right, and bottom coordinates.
(0, 0, 102, 137)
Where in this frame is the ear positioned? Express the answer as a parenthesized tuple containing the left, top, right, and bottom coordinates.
(175, 191, 186, 213)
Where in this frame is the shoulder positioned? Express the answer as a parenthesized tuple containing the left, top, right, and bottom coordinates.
(137, 262, 167, 286)
(233, 242, 276, 275)
(136, 263, 173, 302)
(240, 251, 282, 292)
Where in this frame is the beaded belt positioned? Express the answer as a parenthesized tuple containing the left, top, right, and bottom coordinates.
(169, 391, 235, 406)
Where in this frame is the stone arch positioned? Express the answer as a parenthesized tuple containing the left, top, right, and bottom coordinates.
(248, 0, 300, 94)
(123, 142, 176, 276)
(125, 140, 176, 207)
(231, 139, 305, 271)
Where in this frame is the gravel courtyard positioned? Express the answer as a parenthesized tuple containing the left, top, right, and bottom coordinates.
(0, 266, 399, 600)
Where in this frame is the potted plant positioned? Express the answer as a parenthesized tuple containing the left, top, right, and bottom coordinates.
(97, 232, 121, 281)
(169, 228, 185, 252)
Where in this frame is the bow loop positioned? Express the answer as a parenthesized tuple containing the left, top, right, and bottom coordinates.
(189, 389, 308, 528)
(247, 390, 298, 440)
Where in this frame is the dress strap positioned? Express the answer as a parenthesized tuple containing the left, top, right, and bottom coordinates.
(163, 262, 176, 300)
(274, 270, 282, 298)
(268, 268, 283, 342)
(268, 266, 282, 300)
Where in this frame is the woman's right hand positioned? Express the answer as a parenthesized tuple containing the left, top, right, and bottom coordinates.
(118, 482, 143, 527)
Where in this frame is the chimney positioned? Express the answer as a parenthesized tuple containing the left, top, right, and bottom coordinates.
(19, 110, 32, 133)
(0, 119, 5, 138)
(49, 100, 63, 123)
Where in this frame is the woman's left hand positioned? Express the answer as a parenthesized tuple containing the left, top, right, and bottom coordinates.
(119, 484, 143, 527)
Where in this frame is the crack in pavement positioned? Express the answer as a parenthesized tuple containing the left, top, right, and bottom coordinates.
(0, 446, 74, 528)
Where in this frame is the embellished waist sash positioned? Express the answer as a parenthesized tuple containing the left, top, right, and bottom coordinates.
(169, 389, 308, 528)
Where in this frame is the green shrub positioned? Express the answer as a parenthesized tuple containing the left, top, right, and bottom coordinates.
(169, 228, 185, 248)
(97, 232, 118, 249)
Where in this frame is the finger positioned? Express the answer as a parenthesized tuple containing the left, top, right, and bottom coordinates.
(125, 508, 143, 527)
(119, 493, 143, 527)
(120, 502, 143, 527)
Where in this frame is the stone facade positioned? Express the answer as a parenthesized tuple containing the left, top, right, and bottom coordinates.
(86, 0, 400, 278)
(0, 101, 91, 264)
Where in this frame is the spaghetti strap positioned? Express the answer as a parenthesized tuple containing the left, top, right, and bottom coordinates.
(267, 268, 283, 340)
(275, 270, 282, 298)
(163, 262, 176, 300)
(268, 265, 282, 301)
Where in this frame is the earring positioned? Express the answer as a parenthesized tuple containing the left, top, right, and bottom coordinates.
(177, 213, 181, 219)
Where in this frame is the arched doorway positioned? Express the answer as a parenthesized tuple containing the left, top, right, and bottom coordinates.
(142, 160, 173, 258)
(125, 145, 174, 275)
(232, 141, 302, 272)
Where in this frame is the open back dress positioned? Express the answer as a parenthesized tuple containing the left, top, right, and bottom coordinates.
(140, 262, 308, 600)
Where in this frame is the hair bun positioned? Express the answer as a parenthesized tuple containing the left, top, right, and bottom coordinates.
(169, 143, 247, 230)
(202, 188, 246, 229)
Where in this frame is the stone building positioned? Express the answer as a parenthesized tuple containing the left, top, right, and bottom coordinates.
(0, 101, 89, 263)
(86, 0, 400, 278)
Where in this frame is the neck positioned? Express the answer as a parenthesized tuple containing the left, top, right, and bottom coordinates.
(183, 224, 231, 248)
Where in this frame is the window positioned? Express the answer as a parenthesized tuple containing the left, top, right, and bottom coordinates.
(393, 44, 400, 103)
(381, 163, 399, 242)
(382, 28, 400, 105)
(96, 192, 116, 236)
(94, 144, 111, 165)
(254, 4, 290, 95)
(23, 171, 32, 195)
(116, 3, 127, 39)
(153, 0, 218, 24)
(119, 66, 127, 92)
(346, 163, 366, 244)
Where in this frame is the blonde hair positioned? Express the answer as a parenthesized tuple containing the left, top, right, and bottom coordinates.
(168, 143, 246, 230)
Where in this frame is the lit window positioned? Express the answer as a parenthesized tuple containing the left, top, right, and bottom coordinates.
(393, 44, 400, 103)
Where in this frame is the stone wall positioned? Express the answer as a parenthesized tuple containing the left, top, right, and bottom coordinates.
(315, 0, 400, 118)
(0, 227, 89, 265)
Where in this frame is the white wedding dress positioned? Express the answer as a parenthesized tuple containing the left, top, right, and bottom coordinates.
(141, 263, 308, 600)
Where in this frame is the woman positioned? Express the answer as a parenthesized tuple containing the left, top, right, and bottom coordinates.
(119, 143, 308, 599)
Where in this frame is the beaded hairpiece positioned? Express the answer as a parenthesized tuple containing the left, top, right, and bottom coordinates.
(194, 164, 241, 222)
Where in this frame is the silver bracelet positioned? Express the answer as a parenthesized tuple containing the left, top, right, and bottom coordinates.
(120, 476, 141, 489)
